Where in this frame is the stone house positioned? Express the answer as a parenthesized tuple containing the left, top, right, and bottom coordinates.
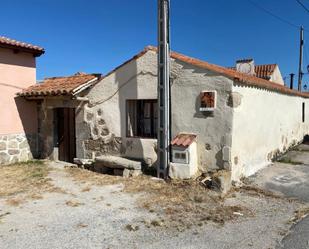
(18, 46, 309, 182)
(0, 36, 44, 164)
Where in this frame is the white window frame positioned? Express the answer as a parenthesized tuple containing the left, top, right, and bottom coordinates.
(199, 90, 217, 112)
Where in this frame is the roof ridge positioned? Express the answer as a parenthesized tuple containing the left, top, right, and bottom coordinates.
(0, 35, 44, 56)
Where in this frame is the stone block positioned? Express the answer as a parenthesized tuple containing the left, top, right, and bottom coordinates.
(212, 170, 232, 194)
(123, 168, 130, 178)
(10, 156, 19, 164)
(8, 141, 18, 149)
(0, 141, 6, 151)
(8, 149, 20, 155)
(0, 152, 10, 164)
(20, 150, 29, 162)
(95, 155, 141, 170)
(19, 140, 29, 149)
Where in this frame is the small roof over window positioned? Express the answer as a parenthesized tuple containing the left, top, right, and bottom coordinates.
(171, 133, 197, 147)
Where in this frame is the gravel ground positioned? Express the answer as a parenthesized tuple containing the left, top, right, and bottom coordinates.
(0, 161, 304, 249)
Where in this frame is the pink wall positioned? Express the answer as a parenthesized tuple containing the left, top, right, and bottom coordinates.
(0, 48, 38, 135)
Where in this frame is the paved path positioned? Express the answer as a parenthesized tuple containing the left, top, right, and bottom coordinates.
(249, 144, 309, 249)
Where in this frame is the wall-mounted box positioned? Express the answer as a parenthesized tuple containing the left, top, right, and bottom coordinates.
(169, 133, 198, 179)
(200, 90, 216, 111)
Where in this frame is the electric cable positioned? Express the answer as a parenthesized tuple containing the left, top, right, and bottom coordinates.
(248, 0, 308, 32)
(296, 0, 309, 13)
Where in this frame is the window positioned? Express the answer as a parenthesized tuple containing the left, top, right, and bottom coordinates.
(172, 150, 189, 164)
(303, 102, 305, 123)
(200, 91, 216, 111)
(127, 100, 158, 138)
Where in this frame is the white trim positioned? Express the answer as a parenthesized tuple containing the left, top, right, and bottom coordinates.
(199, 90, 217, 112)
(72, 77, 98, 96)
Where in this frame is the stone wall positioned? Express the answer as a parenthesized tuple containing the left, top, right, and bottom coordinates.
(81, 105, 122, 159)
(0, 133, 37, 165)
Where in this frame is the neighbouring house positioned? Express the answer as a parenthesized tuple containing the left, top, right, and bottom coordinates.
(18, 46, 309, 183)
(0, 36, 44, 164)
(228, 59, 285, 85)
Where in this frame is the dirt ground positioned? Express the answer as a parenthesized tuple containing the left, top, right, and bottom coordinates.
(0, 160, 306, 249)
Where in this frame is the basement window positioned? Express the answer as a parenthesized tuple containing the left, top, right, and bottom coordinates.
(303, 102, 305, 123)
(200, 91, 216, 111)
(127, 99, 158, 138)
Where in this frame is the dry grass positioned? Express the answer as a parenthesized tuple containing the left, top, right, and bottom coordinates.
(0, 161, 62, 206)
(290, 206, 309, 223)
(66, 167, 252, 229)
(0, 161, 52, 198)
(232, 185, 284, 199)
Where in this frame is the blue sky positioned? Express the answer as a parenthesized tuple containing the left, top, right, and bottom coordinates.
(1, 0, 309, 87)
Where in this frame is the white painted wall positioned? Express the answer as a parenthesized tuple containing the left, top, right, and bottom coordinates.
(86, 50, 234, 170)
(231, 83, 309, 181)
(270, 65, 284, 85)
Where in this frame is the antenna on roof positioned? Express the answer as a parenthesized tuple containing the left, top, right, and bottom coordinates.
(157, 0, 171, 179)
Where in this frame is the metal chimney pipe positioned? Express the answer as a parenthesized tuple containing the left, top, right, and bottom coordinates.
(290, 73, 295, 90)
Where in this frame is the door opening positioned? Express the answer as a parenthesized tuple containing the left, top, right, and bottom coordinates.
(55, 108, 76, 163)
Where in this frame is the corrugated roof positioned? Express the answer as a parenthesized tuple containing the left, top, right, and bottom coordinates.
(18, 73, 100, 97)
(171, 133, 197, 147)
(0, 36, 44, 56)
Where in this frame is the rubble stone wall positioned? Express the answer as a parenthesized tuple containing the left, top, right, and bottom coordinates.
(0, 133, 37, 165)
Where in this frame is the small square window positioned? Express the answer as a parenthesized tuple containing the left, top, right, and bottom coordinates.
(200, 91, 216, 111)
(172, 150, 189, 164)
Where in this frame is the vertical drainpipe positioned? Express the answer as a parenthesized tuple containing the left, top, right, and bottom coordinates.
(157, 0, 171, 179)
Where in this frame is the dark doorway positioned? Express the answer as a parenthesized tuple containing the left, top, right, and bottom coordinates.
(55, 108, 76, 163)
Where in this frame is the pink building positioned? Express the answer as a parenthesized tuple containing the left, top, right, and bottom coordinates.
(0, 36, 44, 164)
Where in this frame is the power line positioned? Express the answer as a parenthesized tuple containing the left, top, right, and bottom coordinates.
(296, 0, 309, 13)
(248, 0, 307, 31)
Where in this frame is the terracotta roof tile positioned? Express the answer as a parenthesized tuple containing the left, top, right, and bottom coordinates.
(0, 36, 44, 56)
(141, 46, 309, 98)
(171, 133, 197, 147)
(228, 64, 277, 80)
(18, 73, 100, 97)
(254, 64, 277, 80)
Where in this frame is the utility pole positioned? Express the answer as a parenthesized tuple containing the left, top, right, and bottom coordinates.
(157, 0, 171, 179)
(298, 26, 304, 91)
(290, 73, 295, 90)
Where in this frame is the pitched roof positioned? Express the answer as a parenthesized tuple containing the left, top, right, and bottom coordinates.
(18, 73, 100, 97)
(171, 133, 197, 147)
(0, 36, 44, 56)
(137, 46, 308, 98)
(228, 64, 277, 80)
(255, 64, 277, 80)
